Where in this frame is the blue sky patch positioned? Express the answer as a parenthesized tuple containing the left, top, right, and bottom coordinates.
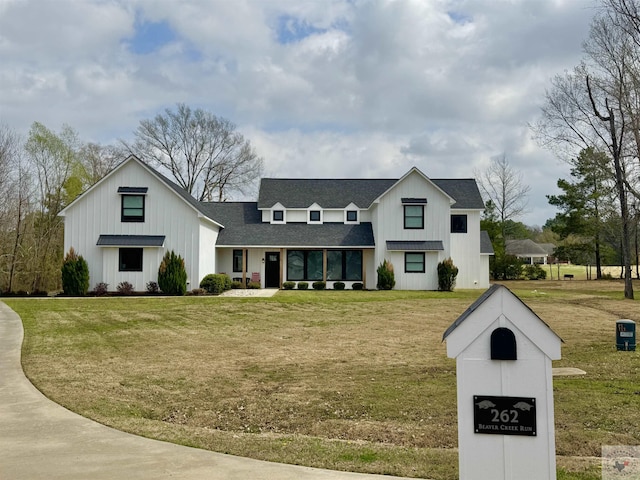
(129, 19, 176, 55)
(276, 14, 326, 44)
(447, 10, 472, 25)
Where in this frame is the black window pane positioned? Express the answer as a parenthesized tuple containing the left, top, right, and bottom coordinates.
(287, 250, 304, 280)
(310, 210, 321, 222)
(119, 248, 143, 272)
(233, 249, 243, 272)
(306, 250, 323, 280)
(273, 210, 284, 221)
(327, 251, 343, 280)
(345, 250, 362, 280)
(451, 214, 468, 233)
(347, 211, 358, 222)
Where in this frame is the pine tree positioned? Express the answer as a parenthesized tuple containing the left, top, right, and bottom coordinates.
(157, 251, 187, 295)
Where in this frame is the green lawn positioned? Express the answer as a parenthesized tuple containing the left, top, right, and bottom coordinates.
(4, 281, 639, 480)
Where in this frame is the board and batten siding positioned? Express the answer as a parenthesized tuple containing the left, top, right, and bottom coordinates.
(370, 171, 451, 288)
(62, 159, 219, 291)
(449, 209, 488, 289)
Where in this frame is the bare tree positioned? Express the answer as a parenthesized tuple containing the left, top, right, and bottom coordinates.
(78, 142, 122, 186)
(125, 104, 263, 202)
(533, 6, 636, 298)
(476, 154, 531, 240)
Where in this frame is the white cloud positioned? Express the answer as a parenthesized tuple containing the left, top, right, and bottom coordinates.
(0, 0, 595, 226)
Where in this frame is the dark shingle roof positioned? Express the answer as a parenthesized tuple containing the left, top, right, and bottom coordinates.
(431, 179, 485, 209)
(202, 202, 375, 247)
(257, 179, 396, 209)
(505, 239, 548, 256)
(480, 231, 494, 255)
(257, 177, 485, 210)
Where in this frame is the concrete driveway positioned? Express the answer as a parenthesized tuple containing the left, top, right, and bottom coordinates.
(0, 301, 416, 480)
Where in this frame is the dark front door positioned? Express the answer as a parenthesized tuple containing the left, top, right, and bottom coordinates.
(265, 252, 280, 288)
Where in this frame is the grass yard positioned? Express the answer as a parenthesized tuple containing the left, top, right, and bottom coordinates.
(4, 280, 640, 480)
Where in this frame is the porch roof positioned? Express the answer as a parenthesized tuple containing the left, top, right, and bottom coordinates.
(96, 235, 166, 247)
(386, 240, 444, 251)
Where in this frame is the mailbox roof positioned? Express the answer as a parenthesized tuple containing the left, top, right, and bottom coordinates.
(442, 284, 563, 360)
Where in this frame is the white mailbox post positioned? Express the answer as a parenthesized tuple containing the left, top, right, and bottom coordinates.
(443, 284, 562, 480)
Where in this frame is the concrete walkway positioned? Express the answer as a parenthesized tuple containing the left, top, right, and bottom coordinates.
(0, 302, 413, 480)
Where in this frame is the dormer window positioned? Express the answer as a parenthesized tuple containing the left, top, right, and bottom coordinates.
(346, 210, 358, 222)
(273, 210, 284, 222)
(309, 210, 321, 222)
(119, 187, 147, 223)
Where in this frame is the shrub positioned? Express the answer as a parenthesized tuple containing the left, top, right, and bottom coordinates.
(333, 281, 345, 290)
(312, 281, 326, 290)
(93, 282, 109, 296)
(297, 281, 309, 290)
(490, 254, 524, 280)
(231, 280, 244, 289)
(61, 247, 90, 296)
(352, 282, 364, 290)
(437, 257, 459, 292)
(376, 259, 395, 290)
(200, 273, 232, 294)
(116, 281, 134, 295)
(283, 281, 296, 290)
(248, 281, 261, 289)
(158, 251, 188, 295)
(146, 281, 160, 294)
(523, 264, 547, 280)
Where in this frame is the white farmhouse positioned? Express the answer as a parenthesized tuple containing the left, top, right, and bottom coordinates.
(59, 155, 493, 291)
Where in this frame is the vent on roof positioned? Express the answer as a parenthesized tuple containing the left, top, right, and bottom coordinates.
(401, 198, 427, 204)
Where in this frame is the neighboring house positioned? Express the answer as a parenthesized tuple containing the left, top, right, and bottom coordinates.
(505, 239, 553, 265)
(59, 156, 493, 291)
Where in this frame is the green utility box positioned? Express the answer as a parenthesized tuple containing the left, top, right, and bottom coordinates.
(616, 319, 636, 351)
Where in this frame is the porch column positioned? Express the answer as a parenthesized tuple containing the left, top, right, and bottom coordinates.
(362, 250, 367, 289)
(280, 248, 284, 289)
(242, 249, 247, 288)
(323, 249, 327, 282)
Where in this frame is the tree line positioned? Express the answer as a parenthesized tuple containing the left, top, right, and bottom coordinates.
(0, 105, 262, 293)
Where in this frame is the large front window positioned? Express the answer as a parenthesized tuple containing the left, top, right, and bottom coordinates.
(287, 250, 323, 281)
(119, 248, 143, 272)
(327, 250, 362, 280)
(121, 195, 145, 222)
(404, 205, 424, 229)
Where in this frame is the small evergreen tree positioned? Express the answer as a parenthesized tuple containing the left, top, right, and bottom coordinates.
(157, 250, 187, 295)
(61, 247, 89, 296)
(437, 257, 459, 292)
(376, 259, 395, 290)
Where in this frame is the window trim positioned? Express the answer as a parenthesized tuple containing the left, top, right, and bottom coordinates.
(121, 194, 145, 223)
(404, 252, 425, 273)
(451, 214, 468, 233)
(404, 205, 424, 229)
(119, 248, 143, 272)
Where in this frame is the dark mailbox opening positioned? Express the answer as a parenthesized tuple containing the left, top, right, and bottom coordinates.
(491, 327, 517, 360)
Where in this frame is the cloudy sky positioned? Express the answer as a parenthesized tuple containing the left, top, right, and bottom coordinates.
(0, 0, 597, 226)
